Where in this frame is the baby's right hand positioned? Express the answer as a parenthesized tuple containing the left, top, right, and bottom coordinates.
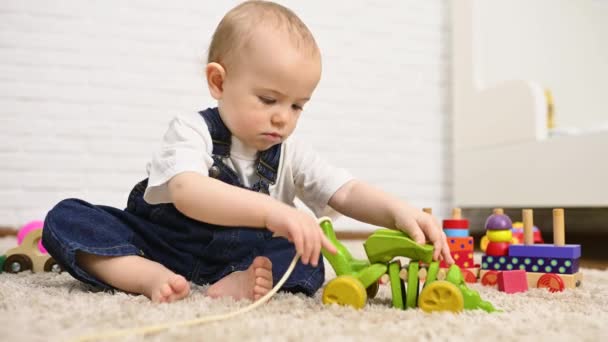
(265, 204, 337, 266)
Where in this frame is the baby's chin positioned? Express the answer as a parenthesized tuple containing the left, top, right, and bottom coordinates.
(256, 142, 281, 152)
(253, 137, 284, 151)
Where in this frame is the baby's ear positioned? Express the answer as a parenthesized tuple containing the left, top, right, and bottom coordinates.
(205, 62, 226, 99)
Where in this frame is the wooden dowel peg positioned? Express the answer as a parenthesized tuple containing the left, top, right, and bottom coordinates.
(452, 208, 462, 219)
(553, 208, 565, 246)
(523, 209, 534, 245)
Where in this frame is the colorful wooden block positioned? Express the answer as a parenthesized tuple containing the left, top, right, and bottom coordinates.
(443, 219, 469, 229)
(481, 255, 579, 274)
(486, 241, 510, 256)
(447, 237, 474, 252)
(485, 212, 512, 230)
(486, 229, 513, 242)
(511, 226, 544, 244)
(444, 229, 469, 238)
(441, 250, 474, 268)
(508, 244, 581, 259)
(498, 270, 528, 294)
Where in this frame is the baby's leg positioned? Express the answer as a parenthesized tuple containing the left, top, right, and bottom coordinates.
(206, 256, 273, 301)
(76, 252, 190, 303)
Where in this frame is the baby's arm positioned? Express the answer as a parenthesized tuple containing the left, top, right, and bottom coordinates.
(168, 171, 336, 266)
(328, 179, 453, 263)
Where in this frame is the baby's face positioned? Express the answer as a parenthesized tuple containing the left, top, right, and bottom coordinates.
(217, 28, 321, 151)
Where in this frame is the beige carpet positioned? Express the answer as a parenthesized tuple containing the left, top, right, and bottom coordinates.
(1, 236, 607, 342)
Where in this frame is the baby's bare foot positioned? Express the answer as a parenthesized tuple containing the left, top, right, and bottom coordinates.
(207, 256, 273, 301)
(146, 273, 190, 303)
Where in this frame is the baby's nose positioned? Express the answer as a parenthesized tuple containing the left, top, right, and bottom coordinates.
(271, 108, 289, 125)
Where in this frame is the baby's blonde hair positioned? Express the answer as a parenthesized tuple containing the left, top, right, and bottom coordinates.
(207, 1, 318, 69)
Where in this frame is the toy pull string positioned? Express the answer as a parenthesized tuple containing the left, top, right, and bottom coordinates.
(76, 253, 300, 342)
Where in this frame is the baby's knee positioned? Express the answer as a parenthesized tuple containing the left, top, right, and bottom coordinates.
(42, 199, 89, 247)
(45, 198, 79, 223)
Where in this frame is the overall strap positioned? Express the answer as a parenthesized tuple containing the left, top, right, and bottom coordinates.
(199, 107, 231, 157)
(198, 107, 281, 194)
(252, 144, 281, 194)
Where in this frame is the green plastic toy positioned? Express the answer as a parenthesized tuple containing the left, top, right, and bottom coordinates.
(320, 218, 498, 313)
(0, 254, 6, 274)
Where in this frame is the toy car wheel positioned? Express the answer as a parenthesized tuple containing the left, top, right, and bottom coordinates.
(366, 281, 379, 299)
(44, 258, 63, 273)
(418, 280, 464, 313)
(481, 271, 499, 286)
(322, 275, 367, 309)
(462, 269, 477, 283)
(3, 254, 33, 273)
(537, 273, 565, 293)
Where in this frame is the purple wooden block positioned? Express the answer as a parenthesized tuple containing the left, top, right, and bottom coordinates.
(508, 244, 581, 259)
(485, 213, 513, 230)
(481, 255, 579, 274)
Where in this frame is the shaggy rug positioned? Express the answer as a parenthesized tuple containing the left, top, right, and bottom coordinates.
(1, 236, 607, 342)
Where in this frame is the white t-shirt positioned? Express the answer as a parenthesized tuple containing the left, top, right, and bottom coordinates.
(143, 112, 354, 218)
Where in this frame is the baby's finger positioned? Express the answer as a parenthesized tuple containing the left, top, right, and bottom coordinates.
(418, 218, 443, 260)
(440, 233, 454, 264)
(321, 234, 337, 254)
(432, 238, 443, 261)
(303, 226, 315, 265)
(406, 222, 426, 245)
(292, 229, 305, 262)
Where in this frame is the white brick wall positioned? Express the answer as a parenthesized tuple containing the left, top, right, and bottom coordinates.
(0, 0, 452, 231)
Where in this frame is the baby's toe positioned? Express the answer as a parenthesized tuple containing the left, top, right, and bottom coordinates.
(169, 275, 190, 301)
(160, 283, 173, 298)
(253, 285, 270, 300)
(254, 266, 273, 280)
(255, 275, 273, 289)
(170, 275, 189, 293)
(252, 256, 272, 270)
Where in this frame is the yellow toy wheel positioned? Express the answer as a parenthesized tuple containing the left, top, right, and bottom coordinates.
(322, 275, 367, 309)
(418, 280, 464, 313)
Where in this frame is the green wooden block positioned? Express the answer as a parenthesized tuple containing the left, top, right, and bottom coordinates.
(357, 263, 387, 289)
(406, 262, 420, 309)
(424, 261, 440, 287)
(364, 229, 434, 264)
(320, 218, 370, 276)
(388, 261, 405, 310)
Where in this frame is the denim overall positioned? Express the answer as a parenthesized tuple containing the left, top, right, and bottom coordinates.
(42, 107, 324, 296)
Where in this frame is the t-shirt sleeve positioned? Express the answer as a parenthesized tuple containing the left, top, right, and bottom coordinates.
(143, 113, 214, 204)
(290, 138, 354, 218)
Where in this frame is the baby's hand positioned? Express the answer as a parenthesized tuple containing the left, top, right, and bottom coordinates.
(265, 204, 337, 266)
(394, 207, 454, 264)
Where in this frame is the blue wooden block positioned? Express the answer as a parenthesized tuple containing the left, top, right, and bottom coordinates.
(481, 255, 579, 274)
(508, 244, 581, 259)
(443, 229, 469, 238)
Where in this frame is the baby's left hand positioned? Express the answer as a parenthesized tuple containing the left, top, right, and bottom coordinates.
(394, 207, 454, 264)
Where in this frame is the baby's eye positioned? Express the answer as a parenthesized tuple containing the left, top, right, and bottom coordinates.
(291, 104, 303, 111)
(258, 96, 276, 105)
